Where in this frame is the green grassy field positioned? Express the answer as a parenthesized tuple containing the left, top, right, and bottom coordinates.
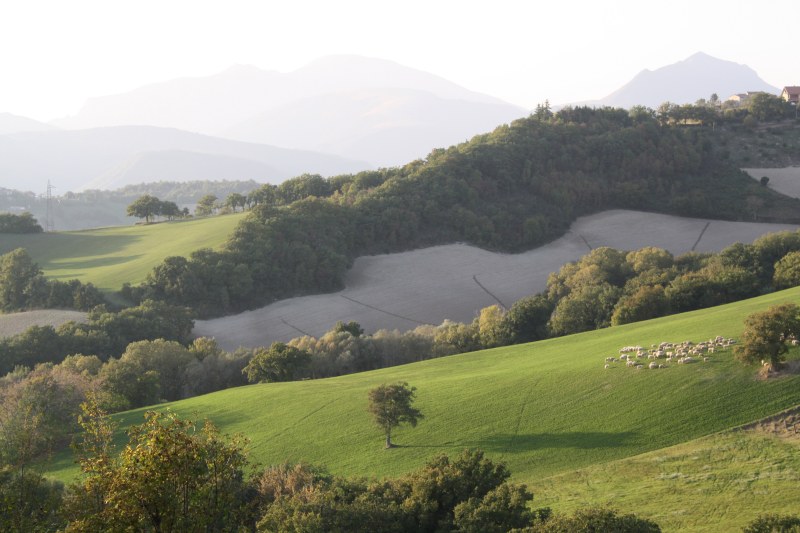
(0, 213, 246, 296)
(45, 287, 800, 531)
(532, 427, 800, 532)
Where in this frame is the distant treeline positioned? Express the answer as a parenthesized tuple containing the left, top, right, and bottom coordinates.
(0, 298, 194, 375)
(124, 107, 800, 317)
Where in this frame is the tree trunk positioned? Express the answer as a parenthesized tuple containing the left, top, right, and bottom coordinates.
(385, 434, 394, 449)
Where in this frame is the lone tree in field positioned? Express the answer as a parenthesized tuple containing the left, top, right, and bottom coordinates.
(735, 303, 800, 371)
(126, 194, 162, 223)
(368, 382, 423, 448)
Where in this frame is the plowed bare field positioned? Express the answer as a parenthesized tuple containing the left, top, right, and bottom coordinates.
(195, 210, 798, 349)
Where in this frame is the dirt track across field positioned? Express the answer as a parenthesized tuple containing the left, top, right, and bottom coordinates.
(195, 209, 798, 350)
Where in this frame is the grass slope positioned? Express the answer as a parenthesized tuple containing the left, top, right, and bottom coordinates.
(46, 288, 800, 523)
(532, 426, 800, 532)
(0, 213, 246, 296)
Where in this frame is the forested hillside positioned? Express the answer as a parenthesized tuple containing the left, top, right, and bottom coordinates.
(125, 107, 800, 317)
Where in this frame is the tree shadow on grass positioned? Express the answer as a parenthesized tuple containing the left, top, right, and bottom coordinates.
(467, 431, 638, 453)
(49, 254, 145, 272)
(399, 431, 637, 452)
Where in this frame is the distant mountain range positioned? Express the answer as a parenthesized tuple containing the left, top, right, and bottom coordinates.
(581, 52, 780, 109)
(0, 112, 54, 135)
(0, 126, 368, 193)
(51, 55, 528, 168)
(0, 52, 786, 195)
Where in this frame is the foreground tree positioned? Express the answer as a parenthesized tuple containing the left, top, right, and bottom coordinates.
(735, 303, 800, 370)
(367, 382, 423, 448)
(65, 404, 251, 532)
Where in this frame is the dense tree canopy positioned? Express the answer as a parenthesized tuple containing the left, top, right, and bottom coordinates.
(0, 212, 43, 233)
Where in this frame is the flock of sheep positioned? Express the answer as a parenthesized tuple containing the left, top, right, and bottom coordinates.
(603, 336, 737, 370)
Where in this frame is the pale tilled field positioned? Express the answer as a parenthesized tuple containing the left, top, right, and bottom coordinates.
(195, 209, 798, 350)
(744, 166, 800, 198)
(0, 309, 88, 338)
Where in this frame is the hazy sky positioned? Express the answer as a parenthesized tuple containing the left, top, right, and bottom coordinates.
(1, 0, 796, 122)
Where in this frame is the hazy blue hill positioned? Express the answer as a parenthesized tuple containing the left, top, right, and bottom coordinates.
(224, 87, 527, 166)
(582, 52, 779, 109)
(0, 126, 370, 192)
(50, 55, 526, 167)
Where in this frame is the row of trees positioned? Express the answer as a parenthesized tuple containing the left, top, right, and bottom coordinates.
(0, 212, 42, 233)
(0, 248, 105, 313)
(656, 92, 798, 127)
(125, 107, 800, 318)
(125, 194, 188, 223)
(0, 299, 194, 374)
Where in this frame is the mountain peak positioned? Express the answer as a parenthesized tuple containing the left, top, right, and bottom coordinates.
(595, 53, 778, 108)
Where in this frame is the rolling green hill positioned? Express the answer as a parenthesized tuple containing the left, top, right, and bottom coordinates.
(0, 213, 246, 298)
(45, 286, 800, 531)
(531, 425, 800, 532)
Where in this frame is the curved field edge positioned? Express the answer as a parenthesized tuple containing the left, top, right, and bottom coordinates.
(0, 212, 246, 294)
(46, 286, 800, 488)
(531, 425, 800, 532)
(196, 209, 798, 348)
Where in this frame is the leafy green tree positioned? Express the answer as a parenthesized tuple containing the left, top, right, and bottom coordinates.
(452, 483, 534, 533)
(158, 199, 182, 220)
(115, 339, 194, 401)
(65, 407, 250, 532)
(476, 304, 512, 348)
(0, 466, 64, 532)
(0, 248, 46, 312)
(611, 285, 668, 326)
(773, 251, 800, 289)
(247, 184, 277, 207)
(126, 194, 162, 223)
(433, 320, 480, 355)
(735, 303, 800, 370)
(548, 283, 622, 336)
(748, 93, 793, 122)
(97, 357, 160, 410)
(195, 194, 218, 216)
(333, 320, 365, 338)
(402, 449, 525, 532)
(225, 192, 247, 212)
(626, 247, 673, 274)
(0, 212, 43, 233)
(243, 342, 312, 383)
(367, 382, 423, 448)
(503, 294, 554, 344)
